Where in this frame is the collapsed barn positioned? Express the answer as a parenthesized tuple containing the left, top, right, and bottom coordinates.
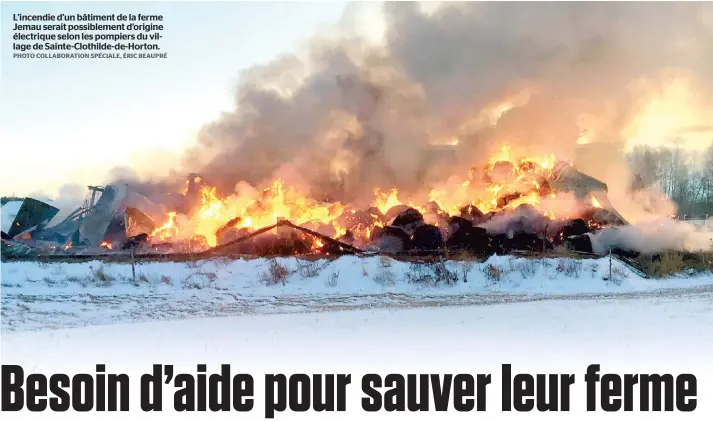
(2, 156, 636, 261)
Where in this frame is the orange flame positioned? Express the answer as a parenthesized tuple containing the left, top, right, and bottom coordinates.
(591, 195, 603, 209)
(151, 212, 178, 241)
(373, 188, 403, 215)
(147, 144, 585, 250)
(153, 180, 347, 247)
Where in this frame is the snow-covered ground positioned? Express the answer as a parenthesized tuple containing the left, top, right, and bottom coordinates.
(3, 255, 713, 419)
(2, 295, 713, 419)
(2, 255, 712, 332)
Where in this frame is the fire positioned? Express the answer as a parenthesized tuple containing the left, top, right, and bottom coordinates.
(147, 144, 589, 251)
(100, 241, 113, 250)
(591, 195, 603, 209)
(489, 145, 513, 164)
(64, 242, 72, 251)
(153, 179, 346, 247)
(373, 188, 403, 215)
(428, 180, 473, 215)
(334, 225, 348, 239)
(151, 211, 178, 240)
(190, 187, 226, 244)
(180, 180, 190, 196)
(430, 137, 461, 146)
(423, 145, 558, 217)
(486, 145, 556, 172)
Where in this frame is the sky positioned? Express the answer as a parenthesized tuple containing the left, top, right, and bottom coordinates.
(2, 1, 711, 200)
(0, 1, 371, 197)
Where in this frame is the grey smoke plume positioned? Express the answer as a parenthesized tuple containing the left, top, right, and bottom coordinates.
(590, 220, 713, 255)
(27, 183, 87, 227)
(119, 2, 712, 209)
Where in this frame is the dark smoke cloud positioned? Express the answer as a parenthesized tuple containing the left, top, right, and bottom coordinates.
(115, 2, 712, 207)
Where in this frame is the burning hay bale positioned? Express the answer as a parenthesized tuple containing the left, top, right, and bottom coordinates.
(562, 219, 589, 239)
(502, 231, 554, 253)
(550, 161, 627, 224)
(261, 236, 312, 256)
(550, 161, 606, 194)
(332, 208, 385, 243)
(446, 216, 491, 254)
(373, 207, 448, 255)
(390, 207, 425, 233)
(121, 233, 149, 250)
(376, 226, 413, 254)
(411, 224, 445, 255)
(220, 230, 312, 256)
(215, 216, 247, 245)
(582, 208, 628, 228)
(565, 234, 594, 254)
(5, 144, 650, 262)
(478, 204, 550, 235)
(486, 161, 519, 185)
(459, 204, 485, 222)
(384, 205, 416, 226)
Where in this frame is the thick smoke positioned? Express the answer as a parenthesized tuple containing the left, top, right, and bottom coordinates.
(590, 220, 713, 255)
(103, 2, 712, 252)
(169, 2, 713, 201)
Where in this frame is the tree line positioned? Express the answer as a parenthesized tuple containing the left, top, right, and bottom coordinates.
(628, 143, 713, 219)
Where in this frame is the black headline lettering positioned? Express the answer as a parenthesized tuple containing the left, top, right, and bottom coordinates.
(502, 364, 575, 412)
(264, 374, 351, 419)
(1, 364, 129, 412)
(361, 373, 490, 412)
(140, 364, 254, 412)
(584, 364, 697, 412)
(0, 364, 700, 413)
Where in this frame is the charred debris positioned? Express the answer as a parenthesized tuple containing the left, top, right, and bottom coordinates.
(2, 161, 632, 261)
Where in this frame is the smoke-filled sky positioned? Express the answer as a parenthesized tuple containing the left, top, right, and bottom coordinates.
(179, 1, 713, 206)
(3, 1, 713, 207)
(0, 1, 353, 197)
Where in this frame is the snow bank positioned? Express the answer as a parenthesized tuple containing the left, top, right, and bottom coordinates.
(2, 255, 711, 297)
(3, 255, 711, 332)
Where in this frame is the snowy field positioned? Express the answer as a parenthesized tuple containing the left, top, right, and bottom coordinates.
(3, 256, 713, 419)
(2, 294, 713, 419)
(2, 255, 712, 332)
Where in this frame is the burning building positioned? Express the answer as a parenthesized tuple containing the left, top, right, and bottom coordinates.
(112, 145, 627, 257)
(2, 147, 628, 259)
(1, 184, 167, 256)
(5, 3, 712, 260)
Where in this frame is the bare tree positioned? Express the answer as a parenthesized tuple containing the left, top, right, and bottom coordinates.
(627, 143, 713, 219)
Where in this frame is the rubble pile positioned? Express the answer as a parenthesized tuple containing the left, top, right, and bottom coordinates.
(1, 154, 636, 260)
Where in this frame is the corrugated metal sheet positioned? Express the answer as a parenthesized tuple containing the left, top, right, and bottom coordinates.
(1, 198, 59, 238)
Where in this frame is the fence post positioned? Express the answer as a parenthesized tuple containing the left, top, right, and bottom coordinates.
(131, 247, 136, 282)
